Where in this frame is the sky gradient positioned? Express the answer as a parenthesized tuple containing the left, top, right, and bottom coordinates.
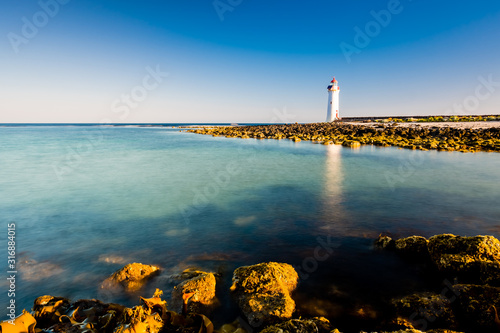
(2, 0, 500, 123)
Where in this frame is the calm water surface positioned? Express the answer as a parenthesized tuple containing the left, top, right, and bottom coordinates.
(0, 126, 499, 331)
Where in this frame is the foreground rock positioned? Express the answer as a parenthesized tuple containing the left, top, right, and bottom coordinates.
(25, 289, 213, 333)
(391, 292, 458, 330)
(428, 234, 500, 285)
(260, 317, 337, 333)
(394, 236, 430, 260)
(376, 234, 500, 285)
(101, 262, 160, 292)
(171, 269, 218, 315)
(376, 234, 500, 332)
(230, 262, 299, 326)
(452, 284, 500, 331)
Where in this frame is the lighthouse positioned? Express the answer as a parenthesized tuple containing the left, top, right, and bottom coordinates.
(326, 77, 340, 122)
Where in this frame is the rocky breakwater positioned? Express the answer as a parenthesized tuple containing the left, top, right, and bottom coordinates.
(377, 234, 500, 332)
(188, 123, 500, 152)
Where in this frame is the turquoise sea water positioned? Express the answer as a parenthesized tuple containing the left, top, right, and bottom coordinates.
(1, 125, 499, 331)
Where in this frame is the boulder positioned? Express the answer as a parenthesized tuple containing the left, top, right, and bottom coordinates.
(171, 270, 218, 315)
(479, 260, 500, 286)
(391, 292, 457, 330)
(375, 235, 395, 250)
(452, 284, 500, 331)
(428, 234, 500, 283)
(101, 263, 160, 292)
(394, 236, 430, 260)
(230, 262, 298, 326)
(260, 317, 334, 333)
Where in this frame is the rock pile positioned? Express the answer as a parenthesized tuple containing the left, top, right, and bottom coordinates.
(188, 123, 500, 152)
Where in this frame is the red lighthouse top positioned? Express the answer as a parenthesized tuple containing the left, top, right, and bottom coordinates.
(327, 77, 339, 91)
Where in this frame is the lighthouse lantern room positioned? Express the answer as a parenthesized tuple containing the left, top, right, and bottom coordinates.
(326, 77, 340, 122)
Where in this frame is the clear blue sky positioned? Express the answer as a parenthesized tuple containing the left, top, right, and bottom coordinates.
(1, 0, 500, 123)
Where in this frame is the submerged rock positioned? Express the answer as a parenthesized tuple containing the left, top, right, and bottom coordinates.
(452, 284, 500, 331)
(375, 235, 395, 250)
(171, 269, 218, 315)
(375, 235, 429, 259)
(101, 262, 160, 292)
(230, 262, 299, 326)
(390, 292, 458, 330)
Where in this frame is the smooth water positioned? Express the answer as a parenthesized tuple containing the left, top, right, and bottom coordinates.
(1, 126, 499, 331)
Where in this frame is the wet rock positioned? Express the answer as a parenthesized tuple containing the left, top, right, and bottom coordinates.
(427, 234, 500, 283)
(375, 235, 395, 250)
(394, 236, 430, 260)
(32, 295, 127, 333)
(171, 270, 218, 315)
(479, 260, 500, 286)
(21, 289, 215, 333)
(32, 295, 71, 326)
(391, 292, 458, 330)
(452, 284, 500, 331)
(384, 316, 416, 331)
(188, 122, 500, 152)
(230, 262, 299, 326)
(260, 317, 334, 333)
(101, 263, 160, 292)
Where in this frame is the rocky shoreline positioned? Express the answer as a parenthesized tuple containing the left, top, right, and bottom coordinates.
(3, 233, 500, 333)
(187, 122, 500, 153)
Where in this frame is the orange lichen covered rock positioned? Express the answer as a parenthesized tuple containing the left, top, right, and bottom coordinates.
(230, 262, 298, 326)
(171, 270, 218, 315)
(428, 234, 500, 284)
(101, 263, 160, 292)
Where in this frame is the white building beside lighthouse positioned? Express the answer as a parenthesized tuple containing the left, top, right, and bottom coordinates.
(326, 77, 340, 122)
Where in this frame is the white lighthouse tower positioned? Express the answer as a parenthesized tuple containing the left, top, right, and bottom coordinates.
(326, 77, 340, 122)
